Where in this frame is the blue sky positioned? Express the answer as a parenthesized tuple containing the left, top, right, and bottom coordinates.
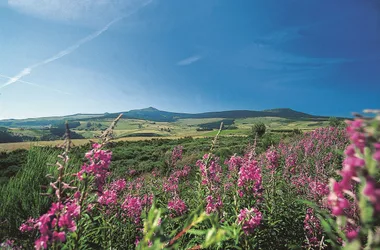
(0, 0, 379, 119)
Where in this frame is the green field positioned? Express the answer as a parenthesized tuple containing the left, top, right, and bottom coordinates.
(0, 116, 333, 152)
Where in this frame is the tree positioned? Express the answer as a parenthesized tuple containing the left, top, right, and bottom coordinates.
(292, 128, 302, 135)
(251, 122, 266, 138)
(329, 117, 342, 127)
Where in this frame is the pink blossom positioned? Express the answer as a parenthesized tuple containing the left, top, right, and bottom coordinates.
(0, 239, 22, 250)
(110, 179, 127, 192)
(98, 190, 118, 206)
(346, 228, 359, 242)
(19, 217, 36, 232)
(285, 153, 297, 172)
(73, 191, 81, 200)
(308, 179, 329, 197)
(52, 231, 66, 242)
(168, 198, 187, 217)
(171, 145, 183, 165)
(304, 208, 322, 247)
(374, 143, 380, 161)
(76, 144, 112, 191)
(237, 159, 262, 198)
(58, 214, 76, 232)
(238, 207, 262, 235)
(265, 147, 278, 171)
(196, 156, 222, 187)
(121, 196, 143, 224)
(225, 155, 242, 173)
(363, 177, 380, 212)
(35, 235, 49, 250)
(328, 180, 350, 216)
(163, 176, 179, 193)
(205, 195, 223, 214)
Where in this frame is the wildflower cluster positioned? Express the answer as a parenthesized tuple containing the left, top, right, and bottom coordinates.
(0, 239, 22, 250)
(163, 147, 190, 217)
(327, 112, 380, 247)
(303, 208, 322, 247)
(197, 155, 224, 214)
(19, 195, 80, 249)
(167, 198, 187, 217)
(10, 113, 373, 249)
(76, 143, 112, 191)
(171, 145, 183, 165)
(265, 146, 278, 172)
(237, 157, 263, 199)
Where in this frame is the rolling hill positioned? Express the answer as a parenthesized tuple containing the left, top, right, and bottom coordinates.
(0, 107, 329, 127)
(104, 107, 327, 122)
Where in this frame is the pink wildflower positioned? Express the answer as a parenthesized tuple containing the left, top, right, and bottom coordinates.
(76, 144, 112, 191)
(121, 196, 143, 224)
(265, 147, 278, 171)
(205, 195, 223, 214)
(238, 207, 262, 235)
(168, 198, 187, 217)
(304, 208, 322, 247)
(52, 231, 66, 242)
(237, 159, 262, 198)
(98, 189, 118, 206)
(171, 145, 183, 165)
(35, 235, 49, 250)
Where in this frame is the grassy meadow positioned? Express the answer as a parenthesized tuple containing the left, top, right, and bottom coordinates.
(0, 116, 330, 152)
(2, 114, 379, 250)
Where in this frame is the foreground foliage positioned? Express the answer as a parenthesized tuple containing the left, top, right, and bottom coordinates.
(1, 111, 379, 249)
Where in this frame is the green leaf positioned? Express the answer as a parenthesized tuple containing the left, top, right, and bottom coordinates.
(343, 240, 361, 250)
(187, 229, 207, 236)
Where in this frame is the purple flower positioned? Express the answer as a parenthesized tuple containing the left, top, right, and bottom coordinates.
(168, 198, 187, 217)
(238, 208, 262, 235)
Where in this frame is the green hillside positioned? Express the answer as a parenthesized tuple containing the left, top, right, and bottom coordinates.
(0, 108, 344, 144)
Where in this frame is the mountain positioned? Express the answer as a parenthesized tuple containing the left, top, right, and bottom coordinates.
(105, 107, 325, 122)
(0, 107, 329, 127)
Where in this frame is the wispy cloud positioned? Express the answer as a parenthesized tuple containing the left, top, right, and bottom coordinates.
(236, 42, 352, 71)
(244, 26, 354, 71)
(1, 0, 152, 90)
(255, 26, 307, 45)
(8, 0, 150, 23)
(233, 25, 354, 88)
(177, 55, 202, 66)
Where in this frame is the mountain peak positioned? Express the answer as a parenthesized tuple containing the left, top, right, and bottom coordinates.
(263, 108, 294, 112)
(143, 107, 159, 111)
(130, 107, 159, 112)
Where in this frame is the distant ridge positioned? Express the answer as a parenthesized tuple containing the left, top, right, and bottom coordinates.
(105, 107, 326, 122)
(0, 107, 332, 127)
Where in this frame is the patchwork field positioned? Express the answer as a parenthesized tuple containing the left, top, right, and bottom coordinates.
(0, 116, 332, 152)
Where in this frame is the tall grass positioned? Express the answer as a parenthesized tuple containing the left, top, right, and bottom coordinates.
(0, 147, 80, 242)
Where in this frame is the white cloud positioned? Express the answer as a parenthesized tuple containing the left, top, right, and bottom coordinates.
(0, 16, 123, 89)
(177, 55, 202, 66)
(1, 0, 152, 90)
(7, 0, 151, 23)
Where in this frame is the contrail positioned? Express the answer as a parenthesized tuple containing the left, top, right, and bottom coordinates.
(0, 73, 72, 95)
(0, 0, 152, 89)
(0, 17, 122, 89)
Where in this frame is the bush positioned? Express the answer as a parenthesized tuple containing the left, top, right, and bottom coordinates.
(251, 122, 266, 138)
(328, 117, 343, 127)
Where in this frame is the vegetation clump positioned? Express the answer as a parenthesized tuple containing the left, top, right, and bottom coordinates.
(251, 122, 266, 138)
